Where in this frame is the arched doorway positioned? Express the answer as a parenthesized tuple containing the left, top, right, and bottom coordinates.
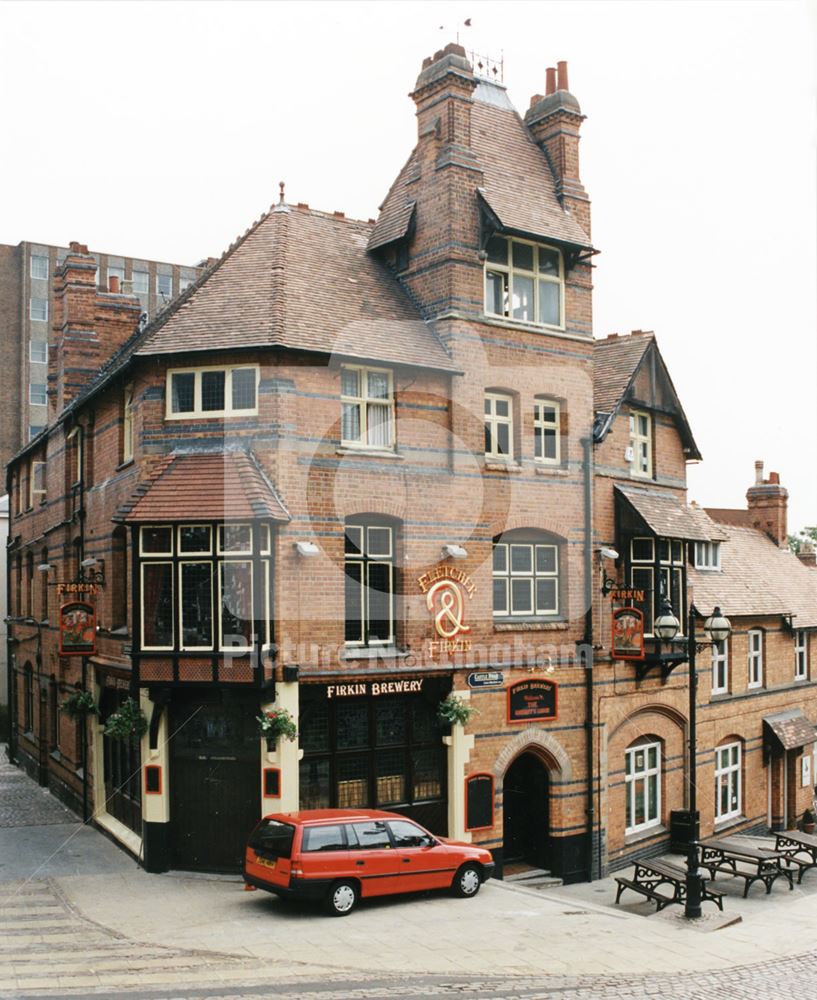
(503, 752, 550, 869)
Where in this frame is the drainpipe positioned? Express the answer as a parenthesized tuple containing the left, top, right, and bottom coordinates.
(6, 535, 17, 765)
(580, 436, 595, 881)
(75, 422, 89, 823)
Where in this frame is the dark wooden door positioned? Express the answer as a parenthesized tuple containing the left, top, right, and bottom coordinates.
(170, 690, 260, 872)
(503, 752, 549, 868)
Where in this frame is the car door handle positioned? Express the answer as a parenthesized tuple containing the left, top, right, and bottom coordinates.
(356, 860, 365, 866)
(402, 858, 411, 864)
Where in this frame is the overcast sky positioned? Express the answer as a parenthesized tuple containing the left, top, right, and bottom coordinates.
(2, 0, 815, 532)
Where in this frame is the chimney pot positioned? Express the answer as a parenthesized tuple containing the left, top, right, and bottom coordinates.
(607, 332, 619, 340)
(546, 67, 557, 95)
(755, 460, 764, 484)
(557, 60, 569, 91)
(109, 275, 120, 294)
(530, 93, 545, 109)
(769, 471, 780, 484)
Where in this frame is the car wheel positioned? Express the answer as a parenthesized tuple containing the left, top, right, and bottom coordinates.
(325, 879, 358, 916)
(452, 863, 482, 899)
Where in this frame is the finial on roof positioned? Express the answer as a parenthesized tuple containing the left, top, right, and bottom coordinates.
(273, 179, 290, 214)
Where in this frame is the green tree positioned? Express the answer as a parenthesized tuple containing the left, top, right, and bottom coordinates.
(788, 526, 817, 553)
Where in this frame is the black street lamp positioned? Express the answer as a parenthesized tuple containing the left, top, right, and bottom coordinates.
(653, 601, 731, 919)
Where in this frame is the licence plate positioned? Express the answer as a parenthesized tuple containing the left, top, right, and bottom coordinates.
(256, 856, 277, 870)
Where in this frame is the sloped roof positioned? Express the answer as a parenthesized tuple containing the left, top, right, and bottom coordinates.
(369, 81, 591, 254)
(593, 333, 653, 414)
(764, 710, 817, 752)
(136, 207, 457, 373)
(689, 521, 817, 627)
(616, 484, 728, 542)
(120, 451, 289, 524)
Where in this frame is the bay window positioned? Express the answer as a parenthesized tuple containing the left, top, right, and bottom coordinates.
(628, 536, 685, 636)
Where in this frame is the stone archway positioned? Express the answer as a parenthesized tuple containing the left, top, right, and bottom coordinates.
(494, 727, 573, 781)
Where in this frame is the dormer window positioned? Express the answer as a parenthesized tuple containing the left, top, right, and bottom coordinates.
(694, 541, 721, 571)
(484, 236, 563, 329)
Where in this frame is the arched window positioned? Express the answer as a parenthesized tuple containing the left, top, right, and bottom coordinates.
(714, 739, 742, 822)
(344, 516, 398, 647)
(625, 735, 662, 834)
(492, 528, 562, 620)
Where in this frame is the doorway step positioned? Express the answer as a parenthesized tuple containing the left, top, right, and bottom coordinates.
(503, 864, 562, 889)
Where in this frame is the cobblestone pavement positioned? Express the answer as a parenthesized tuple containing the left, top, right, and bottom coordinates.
(0, 757, 75, 827)
(3, 752, 817, 997)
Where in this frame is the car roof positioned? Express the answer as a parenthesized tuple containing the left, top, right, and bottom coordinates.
(261, 808, 410, 826)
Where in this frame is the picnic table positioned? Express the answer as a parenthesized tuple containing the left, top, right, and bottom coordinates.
(698, 837, 794, 897)
(614, 856, 725, 911)
(773, 829, 817, 884)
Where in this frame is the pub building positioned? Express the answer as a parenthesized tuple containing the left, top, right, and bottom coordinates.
(6, 46, 817, 882)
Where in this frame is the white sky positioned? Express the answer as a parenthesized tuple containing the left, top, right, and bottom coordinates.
(2, 0, 815, 532)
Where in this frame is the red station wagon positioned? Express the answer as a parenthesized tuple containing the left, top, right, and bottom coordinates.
(244, 809, 495, 916)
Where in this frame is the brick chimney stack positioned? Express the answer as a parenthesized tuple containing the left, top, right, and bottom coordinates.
(746, 460, 789, 548)
(798, 541, 817, 569)
(524, 61, 591, 238)
(50, 241, 142, 415)
(411, 42, 477, 148)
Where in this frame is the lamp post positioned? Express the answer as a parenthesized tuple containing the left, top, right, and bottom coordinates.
(653, 601, 731, 919)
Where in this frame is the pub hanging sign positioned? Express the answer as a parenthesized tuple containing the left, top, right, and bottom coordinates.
(507, 678, 558, 724)
(612, 606, 645, 661)
(59, 601, 97, 657)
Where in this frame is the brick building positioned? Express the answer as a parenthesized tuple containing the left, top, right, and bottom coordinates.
(6, 46, 817, 883)
(0, 239, 207, 471)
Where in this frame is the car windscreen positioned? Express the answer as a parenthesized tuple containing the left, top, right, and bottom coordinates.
(248, 819, 295, 859)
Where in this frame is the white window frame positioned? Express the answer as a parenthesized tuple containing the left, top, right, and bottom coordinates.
(714, 741, 742, 822)
(492, 539, 559, 619)
(29, 461, 46, 506)
(122, 384, 134, 463)
(132, 269, 149, 294)
(29, 341, 48, 365)
(179, 275, 194, 293)
(711, 639, 729, 694)
(165, 365, 260, 419)
(30, 297, 48, 322)
(795, 630, 808, 681)
(156, 273, 173, 298)
(484, 392, 514, 459)
(484, 235, 565, 330)
(340, 365, 395, 450)
(344, 522, 395, 647)
(628, 408, 652, 478)
(748, 629, 763, 688)
(694, 541, 721, 570)
(30, 255, 49, 280)
(533, 398, 560, 464)
(29, 383, 47, 406)
(178, 560, 214, 651)
(140, 561, 174, 650)
(625, 740, 661, 834)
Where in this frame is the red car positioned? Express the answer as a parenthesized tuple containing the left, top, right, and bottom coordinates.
(244, 809, 495, 916)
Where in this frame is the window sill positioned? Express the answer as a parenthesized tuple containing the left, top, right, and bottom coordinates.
(494, 619, 567, 631)
(341, 645, 410, 661)
(714, 814, 745, 835)
(336, 448, 403, 460)
(624, 823, 666, 847)
(115, 459, 135, 472)
(534, 464, 568, 476)
(482, 313, 566, 336)
(484, 460, 522, 473)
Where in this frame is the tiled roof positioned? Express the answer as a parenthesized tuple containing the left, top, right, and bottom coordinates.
(689, 523, 817, 627)
(136, 206, 458, 373)
(368, 82, 591, 254)
(764, 710, 817, 752)
(120, 451, 289, 524)
(593, 333, 654, 414)
(705, 508, 755, 528)
(616, 484, 728, 542)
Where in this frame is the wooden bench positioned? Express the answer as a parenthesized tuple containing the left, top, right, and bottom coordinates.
(774, 831, 817, 884)
(614, 876, 676, 910)
(699, 838, 793, 897)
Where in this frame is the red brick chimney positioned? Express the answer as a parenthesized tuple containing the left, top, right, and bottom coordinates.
(524, 61, 591, 238)
(412, 42, 476, 148)
(746, 460, 789, 548)
(50, 242, 142, 415)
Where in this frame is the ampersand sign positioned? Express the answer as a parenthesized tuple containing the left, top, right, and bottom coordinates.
(427, 580, 471, 639)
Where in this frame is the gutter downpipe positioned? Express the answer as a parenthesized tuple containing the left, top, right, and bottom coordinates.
(6, 538, 17, 766)
(580, 436, 595, 881)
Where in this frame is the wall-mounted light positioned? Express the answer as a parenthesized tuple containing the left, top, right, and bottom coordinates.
(79, 557, 105, 586)
(37, 563, 54, 573)
(441, 544, 468, 561)
(598, 547, 619, 596)
(294, 541, 320, 557)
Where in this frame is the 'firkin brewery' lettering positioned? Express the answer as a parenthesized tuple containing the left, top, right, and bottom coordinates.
(326, 680, 424, 699)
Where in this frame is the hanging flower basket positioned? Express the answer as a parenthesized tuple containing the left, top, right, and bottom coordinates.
(103, 698, 148, 742)
(437, 694, 478, 728)
(257, 708, 297, 751)
(60, 689, 98, 719)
